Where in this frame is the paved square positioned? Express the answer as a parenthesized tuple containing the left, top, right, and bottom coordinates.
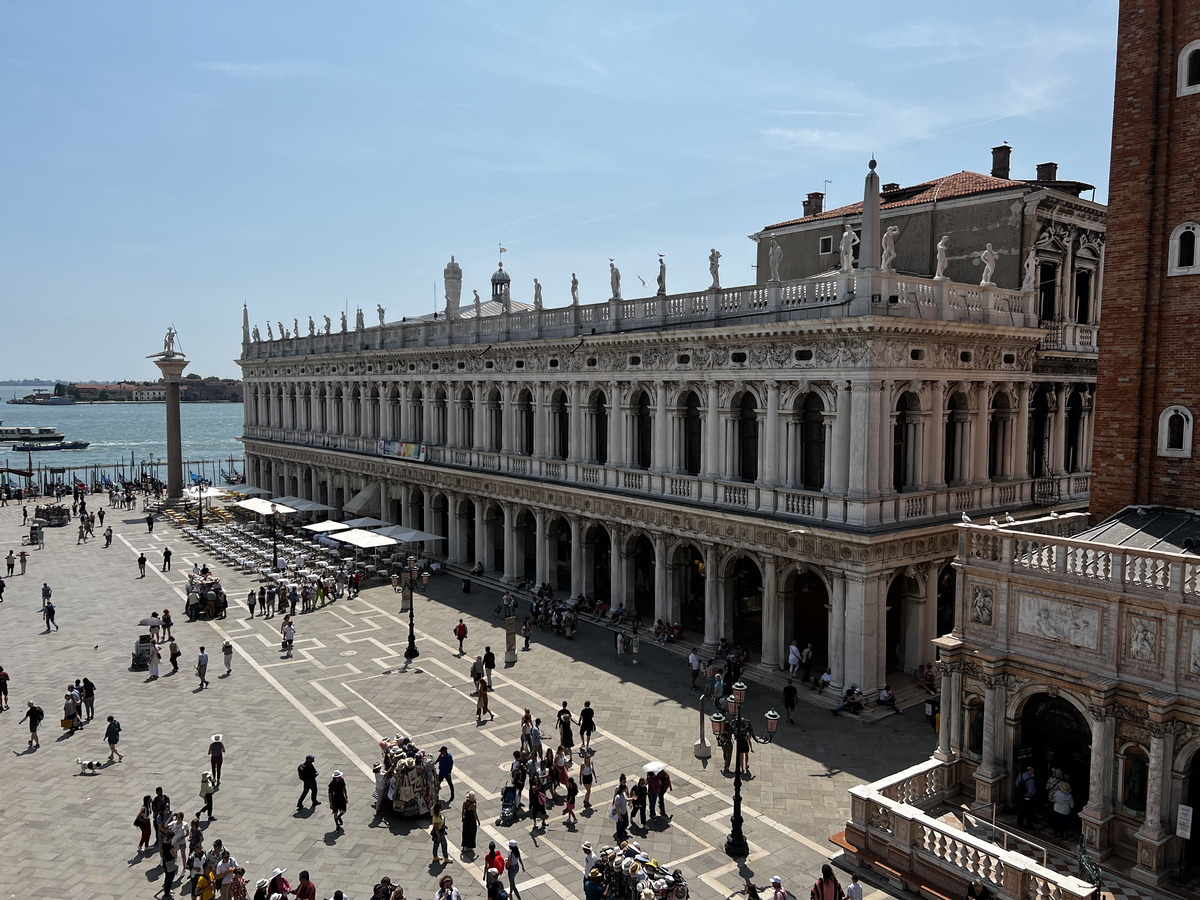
(0, 501, 934, 899)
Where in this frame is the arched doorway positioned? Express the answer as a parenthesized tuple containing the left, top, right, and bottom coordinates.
(936, 562, 956, 637)
(516, 510, 537, 583)
(586, 525, 611, 604)
(1016, 693, 1092, 832)
(784, 568, 829, 675)
(550, 518, 571, 591)
(886, 571, 923, 672)
(632, 535, 656, 621)
(485, 504, 504, 573)
(461, 499, 476, 565)
(729, 556, 763, 652)
(673, 544, 706, 635)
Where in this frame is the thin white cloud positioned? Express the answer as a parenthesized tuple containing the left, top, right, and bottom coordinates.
(765, 110, 861, 117)
(199, 61, 340, 81)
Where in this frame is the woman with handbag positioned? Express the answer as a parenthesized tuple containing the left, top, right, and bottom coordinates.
(460, 792, 480, 856)
(161, 838, 179, 896)
(430, 802, 450, 863)
(134, 794, 154, 852)
(198, 773, 215, 820)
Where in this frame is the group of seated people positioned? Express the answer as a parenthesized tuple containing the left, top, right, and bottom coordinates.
(651, 619, 684, 643)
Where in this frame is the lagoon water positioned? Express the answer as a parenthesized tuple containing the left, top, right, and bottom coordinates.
(1, 387, 244, 479)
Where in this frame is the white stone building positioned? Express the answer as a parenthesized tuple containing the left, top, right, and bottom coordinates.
(238, 160, 1099, 694)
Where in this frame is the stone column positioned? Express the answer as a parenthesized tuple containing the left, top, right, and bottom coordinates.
(154, 355, 190, 499)
(611, 527, 631, 608)
(502, 504, 517, 581)
(568, 516, 583, 597)
(703, 543, 720, 648)
(569, 381, 583, 463)
(473, 502, 486, 570)
(762, 381, 780, 484)
(704, 382, 720, 480)
(832, 382, 852, 494)
(973, 672, 1009, 806)
(949, 667, 965, 757)
(534, 509, 549, 584)
(472, 382, 485, 451)
(761, 556, 781, 668)
(973, 383, 991, 484)
(1079, 703, 1116, 857)
(935, 662, 955, 761)
(1052, 384, 1067, 475)
(607, 381, 623, 468)
(652, 381, 668, 473)
(653, 533, 669, 623)
(842, 571, 884, 692)
(1133, 719, 1174, 885)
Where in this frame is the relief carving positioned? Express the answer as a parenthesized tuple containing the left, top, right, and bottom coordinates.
(1128, 616, 1158, 663)
(970, 585, 994, 626)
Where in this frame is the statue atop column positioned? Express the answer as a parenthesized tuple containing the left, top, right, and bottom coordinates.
(979, 243, 999, 286)
(533, 279, 543, 309)
(571, 273, 579, 305)
(656, 255, 666, 296)
(768, 239, 783, 283)
(880, 225, 900, 273)
(709, 249, 722, 290)
(839, 225, 859, 272)
(610, 260, 622, 300)
(163, 326, 178, 356)
(934, 235, 950, 279)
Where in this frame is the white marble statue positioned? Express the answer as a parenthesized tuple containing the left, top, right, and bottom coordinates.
(377, 304, 386, 327)
(839, 225, 859, 272)
(656, 256, 666, 295)
(533, 279, 542, 309)
(340, 311, 347, 333)
(355, 307, 365, 331)
(266, 322, 274, 341)
(293, 318, 299, 339)
(880, 225, 900, 273)
(277, 321, 286, 340)
(473, 290, 482, 315)
(308, 316, 315, 337)
(610, 260, 622, 300)
(934, 235, 950, 279)
(768, 239, 782, 282)
(1022, 249, 1038, 292)
(163, 327, 177, 355)
(709, 248, 722, 290)
(323, 315, 331, 335)
(251, 325, 261, 342)
(571, 273, 579, 305)
(979, 243, 999, 286)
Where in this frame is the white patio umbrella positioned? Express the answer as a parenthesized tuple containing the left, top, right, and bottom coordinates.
(343, 516, 388, 529)
(303, 520, 350, 533)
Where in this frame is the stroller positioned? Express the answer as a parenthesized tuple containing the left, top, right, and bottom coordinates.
(498, 783, 519, 825)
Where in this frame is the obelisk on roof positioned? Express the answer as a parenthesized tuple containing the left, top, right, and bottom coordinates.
(859, 158, 882, 271)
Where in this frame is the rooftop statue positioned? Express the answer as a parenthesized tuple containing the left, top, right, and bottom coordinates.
(377, 304, 386, 326)
(533, 279, 543, 309)
(656, 256, 666, 296)
(709, 248, 721, 290)
(293, 318, 299, 339)
(840, 225, 859, 272)
(251, 325, 261, 342)
(355, 307, 365, 331)
(768, 239, 782, 283)
(571, 273, 579, 305)
(610, 260, 621, 300)
(323, 315, 331, 335)
(340, 311, 347, 333)
(880, 226, 900, 273)
(1022, 248, 1038, 292)
(308, 316, 316, 337)
(266, 322, 274, 341)
(934, 235, 950, 280)
(979, 243, 999, 286)
(277, 321, 286, 340)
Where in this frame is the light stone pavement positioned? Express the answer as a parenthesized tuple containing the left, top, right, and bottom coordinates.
(0, 500, 934, 900)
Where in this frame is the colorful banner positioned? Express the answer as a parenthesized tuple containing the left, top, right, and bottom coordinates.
(377, 441, 428, 462)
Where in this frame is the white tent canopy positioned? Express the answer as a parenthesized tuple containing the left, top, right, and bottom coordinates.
(302, 520, 350, 533)
(227, 485, 271, 496)
(374, 525, 443, 543)
(273, 496, 335, 513)
(343, 516, 387, 529)
(332, 528, 398, 549)
(344, 482, 381, 516)
(235, 498, 296, 516)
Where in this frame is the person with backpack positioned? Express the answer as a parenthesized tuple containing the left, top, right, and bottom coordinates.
(105, 715, 124, 762)
(297, 754, 319, 809)
(0, 664, 9, 710)
(484, 841, 506, 880)
(43, 599, 58, 632)
(20, 700, 43, 748)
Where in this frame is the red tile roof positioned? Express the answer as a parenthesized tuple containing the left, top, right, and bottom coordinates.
(764, 170, 1028, 230)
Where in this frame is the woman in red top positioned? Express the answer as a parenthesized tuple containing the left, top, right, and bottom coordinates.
(484, 841, 506, 878)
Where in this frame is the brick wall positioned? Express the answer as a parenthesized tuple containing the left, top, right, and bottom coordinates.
(1092, 0, 1200, 520)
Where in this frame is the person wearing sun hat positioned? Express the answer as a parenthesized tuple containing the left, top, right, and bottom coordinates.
(267, 867, 290, 898)
(328, 770, 348, 831)
(208, 734, 225, 786)
(506, 839, 527, 899)
(770, 875, 786, 900)
(584, 866, 606, 900)
(252, 876, 269, 900)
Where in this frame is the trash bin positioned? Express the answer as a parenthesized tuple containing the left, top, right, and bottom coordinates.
(462, 578, 471, 593)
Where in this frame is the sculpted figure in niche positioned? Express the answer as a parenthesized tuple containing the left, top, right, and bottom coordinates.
(979, 243, 999, 285)
(839, 225, 859, 272)
(570, 273, 579, 305)
(881, 225, 900, 273)
(709, 248, 721, 290)
(1129, 617, 1157, 661)
(934, 235, 950, 279)
(610, 260, 622, 300)
(768, 238, 783, 282)
(970, 586, 993, 626)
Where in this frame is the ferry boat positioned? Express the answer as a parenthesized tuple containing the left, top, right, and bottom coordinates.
(15, 440, 90, 451)
(0, 426, 65, 443)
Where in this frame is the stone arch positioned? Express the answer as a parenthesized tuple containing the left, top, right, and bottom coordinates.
(886, 568, 924, 673)
(894, 390, 924, 492)
(580, 520, 613, 604)
(669, 540, 707, 636)
(1012, 690, 1093, 822)
(720, 550, 764, 651)
(782, 563, 832, 675)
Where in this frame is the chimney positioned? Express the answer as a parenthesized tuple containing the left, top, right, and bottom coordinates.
(882, 182, 900, 192)
(1036, 162, 1059, 182)
(802, 191, 825, 217)
(991, 144, 1011, 179)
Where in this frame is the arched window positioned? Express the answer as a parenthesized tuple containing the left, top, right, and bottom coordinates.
(634, 391, 652, 470)
(1158, 405, 1194, 458)
(1172, 225, 1199, 274)
(798, 393, 825, 490)
(1180, 40, 1200, 96)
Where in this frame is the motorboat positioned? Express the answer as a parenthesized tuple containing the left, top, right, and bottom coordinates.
(15, 440, 90, 451)
(0, 425, 65, 442)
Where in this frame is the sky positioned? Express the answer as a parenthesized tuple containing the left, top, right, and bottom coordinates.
(0, 1, 1118, 382)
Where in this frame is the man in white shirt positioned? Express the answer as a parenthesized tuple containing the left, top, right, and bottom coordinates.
(196, 647, 209, 689)
(214, 848, 238, 900)
(282, 623, 296, 658)
(845, 872, 863, 900)
(688, 649, 701, 689)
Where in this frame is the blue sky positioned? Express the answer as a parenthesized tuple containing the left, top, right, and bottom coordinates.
(0, 1, 1118, 381)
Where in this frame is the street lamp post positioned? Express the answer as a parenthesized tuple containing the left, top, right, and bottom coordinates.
(269, 503, 280, 570)
(403, 554, 420, 662)
(710, 681, 780, 858)
(197, 481, 207, 529)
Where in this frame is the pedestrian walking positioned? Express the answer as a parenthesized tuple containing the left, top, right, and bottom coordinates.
(461, 791, 480, 854)
(630, 633, 640, 664)
(654, 767, 671, 817)
(430, 801, 449, 861)
(162, 547, 172, 571)
(788, 640, 801, 676)
(483, 645, 496, 688)
(611, 784, 629, 842)
(476, 679, 493, 722)
(437, 746, 455, 801)
(161, 838, 179, 896)
(577, 700, 596, 748)
(105, 715, 124, 761)
(557, 701, 575, 754)
(147, 513, 155, 533)
(521, 617, 532, 651)
(506, 840, 527, 899)
(454, 619, 467, 653)
(81, 676, 95, 720)
(1015, 765, 1037, 828)
(282, 622, 295, 658)
(845, 873, 863, 900)
(18, 550, 28, 574)
(209, 734, 224, 785)
(20, 700, 43, 748)
(148, 644, 161, 679)
(246, 589, 256, 618)
(98, 508, 105, 526)
(297, 754, 320, 807)
(0, 664, 8, 710)
(783, 678, 798, 724)
(221, 641, 233, 676)
(43, 599, 58, 631)
(168, 638, 181, 673)
(4, 550, 13, 576)
(137, 553, 147, 577)
(198, 773, 215, 819)
(103, 526, 113, 547)
(135, 795, 154, 851)
(689, 648, 701, 689)
(579, 751, 596, 807)
(810, 864, 846, 900)
(470, 655, 485, 694)
(196, 646, 209, 689)
(161, 609, 173, 641)
(328, 771, 348, 831)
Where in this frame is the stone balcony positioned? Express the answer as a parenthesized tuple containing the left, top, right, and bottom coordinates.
(241, 426, 1090, 529)
(240, 270, 1086, 361)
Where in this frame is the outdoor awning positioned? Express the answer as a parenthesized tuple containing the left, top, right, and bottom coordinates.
(373, 525, 444, 543)
(302, 520, 350, 533)
(343, 516, 388, 529)
(273, 495, 306, 507)
(331, 528, 398, 549)
(292, 499, 335, 513)
(226, 485, 271, 496)
(343, 482, 381, 516)
(235, 498, 297, 515)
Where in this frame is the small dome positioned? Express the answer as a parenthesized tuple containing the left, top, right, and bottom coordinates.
(491, 263, 510, 284)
